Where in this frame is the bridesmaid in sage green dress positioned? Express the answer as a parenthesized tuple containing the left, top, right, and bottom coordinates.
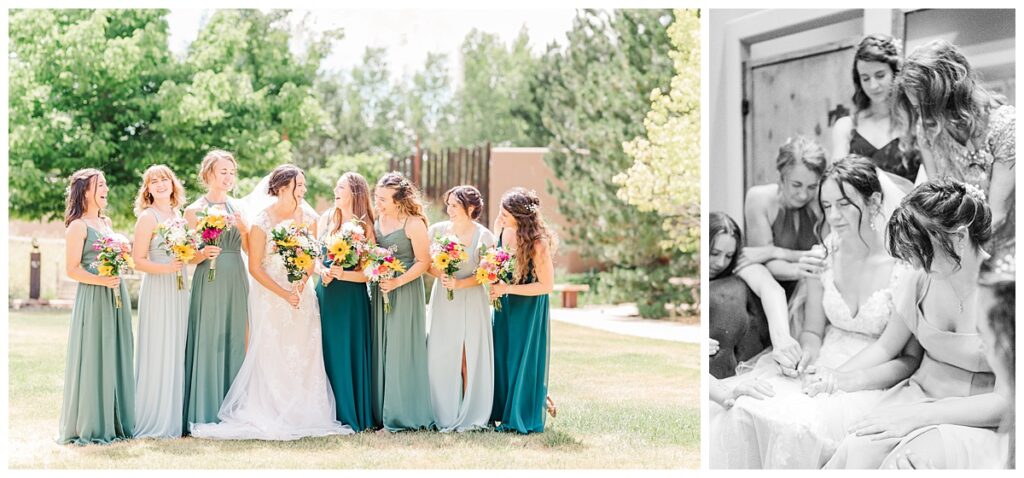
(371, 172, 434, 431)
(490, 188, 556, 434)
(59, 169, 135, 444)
(182, 150, 250, 433)
(315, 172, 378, 432)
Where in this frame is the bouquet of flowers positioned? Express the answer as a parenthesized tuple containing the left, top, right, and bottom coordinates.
(431, 234, 469, 300)
(323, 219, 369, 269)
(270, 221, 320, 307)
(156, 218, 200, 290)
(474, 245, 515, 311)
(364, 245, 406, 313)
(195, 205, 235, 282)
(91, 232, 135, 308)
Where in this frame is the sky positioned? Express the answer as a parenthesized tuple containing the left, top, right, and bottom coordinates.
(166, 9, 579, 86)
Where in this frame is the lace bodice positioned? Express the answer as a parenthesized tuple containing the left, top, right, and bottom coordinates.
(923, 104, 1015, 192)
(820, 234, 903, 338)
(254, 209, 319, 284)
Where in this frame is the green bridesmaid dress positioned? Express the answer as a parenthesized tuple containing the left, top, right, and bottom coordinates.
(316, 244, 376, 432)
(371, 219, 434, 431)
(182, 199, 249, 433)
(59, 224, 135, 445)
(491, 233, 550, 434)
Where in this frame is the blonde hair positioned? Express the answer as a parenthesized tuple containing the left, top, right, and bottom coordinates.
(199, 149, 238, 189)
(134, 164, 187, 216)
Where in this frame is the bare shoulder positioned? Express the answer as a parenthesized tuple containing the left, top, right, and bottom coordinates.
(65, 219, 87, 237)
(832, 114, 854, 133)
(745, 184, 777, 209)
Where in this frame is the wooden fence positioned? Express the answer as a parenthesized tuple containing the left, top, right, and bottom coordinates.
(389, 143, 492, 225)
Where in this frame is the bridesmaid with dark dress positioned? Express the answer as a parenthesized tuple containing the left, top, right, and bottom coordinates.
(59, 168, 135, 444)
(315, 172, 378, 432)
(832, 34, 921, 188)
(371, 172, 434, 431)
(489, 188, 556, 434)
(182, 150, 250, 433)
(740, 136, 827, 299)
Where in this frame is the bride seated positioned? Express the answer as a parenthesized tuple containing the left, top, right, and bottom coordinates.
(190, 165, 353, 440)
(712, 155, 915, 468)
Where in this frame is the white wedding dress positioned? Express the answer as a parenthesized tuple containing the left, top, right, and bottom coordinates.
(711, 233, 907, 468)
(190, 210, 353, 440)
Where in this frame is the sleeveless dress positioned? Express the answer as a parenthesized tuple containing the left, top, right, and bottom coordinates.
(426, 221, 496, 432)
(711, 234, 904, 468)
(315, 229, 376, 432)
(490, 232, 551, 434)
(183, 198, 249, 432)
(59, 224, 135, 444)
(825, 269, 997, 469)
(770, 203, 818, 299)
(849, 128, 921, 184)
(134, 209, 190, 438)
(190, 211, 352, 440)
(371, 219, 434, 431)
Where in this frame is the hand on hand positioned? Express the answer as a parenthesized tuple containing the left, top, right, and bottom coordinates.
(727, 376, 775, 408)
(801, 366, 840, 397)
(441, 275, 457, 290)
(99, 276, 121, 289)
(330, 264, 346, 280)
(489, 283, 509, 301)
(203, 246, 222, 260)
(771, 337, 803, 375)
(320, 269, 333, 286)
(709, 338, 720, 356)
(381, 278, 400, 293)
(849, 405, 925, 441)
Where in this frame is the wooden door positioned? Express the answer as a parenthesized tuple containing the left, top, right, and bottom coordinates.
(743, 38, 859, 192)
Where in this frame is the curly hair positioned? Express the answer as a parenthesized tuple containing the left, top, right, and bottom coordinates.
(134, 164, 187, 216)
(892, 39, 1005, 155)
(501, 188, 557, 284)
(64, 168, 106, 227)
(329, 172, 375, 237)
(886, 178, 992, 271)
(852, 34, 902, 114)
(445, 185, 485, 221)
(376, 172, 429, 227)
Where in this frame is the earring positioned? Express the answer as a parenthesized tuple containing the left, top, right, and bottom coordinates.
(870, 220, 877, 232)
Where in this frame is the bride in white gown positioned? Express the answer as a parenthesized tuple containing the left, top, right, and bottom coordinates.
(191, 165, 352, 440)
(711, 156, 913, 468)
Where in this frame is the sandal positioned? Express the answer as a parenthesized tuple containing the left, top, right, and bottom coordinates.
(546, 395, 558, 418)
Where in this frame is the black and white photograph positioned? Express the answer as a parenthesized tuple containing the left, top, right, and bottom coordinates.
(707, 8, 1016, 469)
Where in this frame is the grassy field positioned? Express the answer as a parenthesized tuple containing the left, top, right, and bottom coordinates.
(7, 309, 699, 469)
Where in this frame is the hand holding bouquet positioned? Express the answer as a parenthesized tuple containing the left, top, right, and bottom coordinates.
(196, 205, 235, 282)
(323, 219, 368, 269)
(474, 245, 515, 310)
(92, 232, 135, 308)
(431, 234, 468, 300)
(364, 245, 406, 313)
(270, 221, 320, 308)
(156, 218, 199, 290)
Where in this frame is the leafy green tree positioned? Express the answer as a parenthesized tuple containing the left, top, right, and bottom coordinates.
(615, 9, 700, 255)
(527, 9, 680, 318)
(402, 52, 455, 150)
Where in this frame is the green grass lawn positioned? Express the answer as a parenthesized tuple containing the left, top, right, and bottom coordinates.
(7, 309, 699, 469)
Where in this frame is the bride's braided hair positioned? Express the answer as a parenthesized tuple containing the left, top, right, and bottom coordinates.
(376, 172, 428, 227)
(502, 188, 557, 284)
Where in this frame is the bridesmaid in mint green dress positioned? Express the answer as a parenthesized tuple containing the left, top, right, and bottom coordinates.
(315, 172, 378, 432)
(490, 188, 556, 434)
(131, 165, 191, 438)
(182, 150, 250, 433)
(371, 173, 434, 431)
(59, 169, 135, 444)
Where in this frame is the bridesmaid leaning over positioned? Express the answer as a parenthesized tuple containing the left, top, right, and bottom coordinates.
(59, 168, 135, 444)
(490, 188, 556, 434)
(315, 172, 378, 432)
(371, 172, 434, 431)
(182, 150, 250, 433)
(426, 185, 496, 432)
(131, 165, 190, 438)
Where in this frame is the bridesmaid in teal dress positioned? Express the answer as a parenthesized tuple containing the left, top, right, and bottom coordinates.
(59, 168, 135, 444)
(371, 172, 434, 431)
(316, 172, 378, 432)
(182, 150, 250, 433)
(131, 165, 190, 438)
(490, 188, 556, 434)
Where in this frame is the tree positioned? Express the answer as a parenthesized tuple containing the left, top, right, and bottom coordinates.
(8, 9, 338, 226)
(454, 28, 540, 147)
(402, 52, 456, 150)
(615, 9, 700, 256)
(526, 9, 680, 318)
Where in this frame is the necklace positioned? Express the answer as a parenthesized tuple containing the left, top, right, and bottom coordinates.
(948, 279, 976, 314)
